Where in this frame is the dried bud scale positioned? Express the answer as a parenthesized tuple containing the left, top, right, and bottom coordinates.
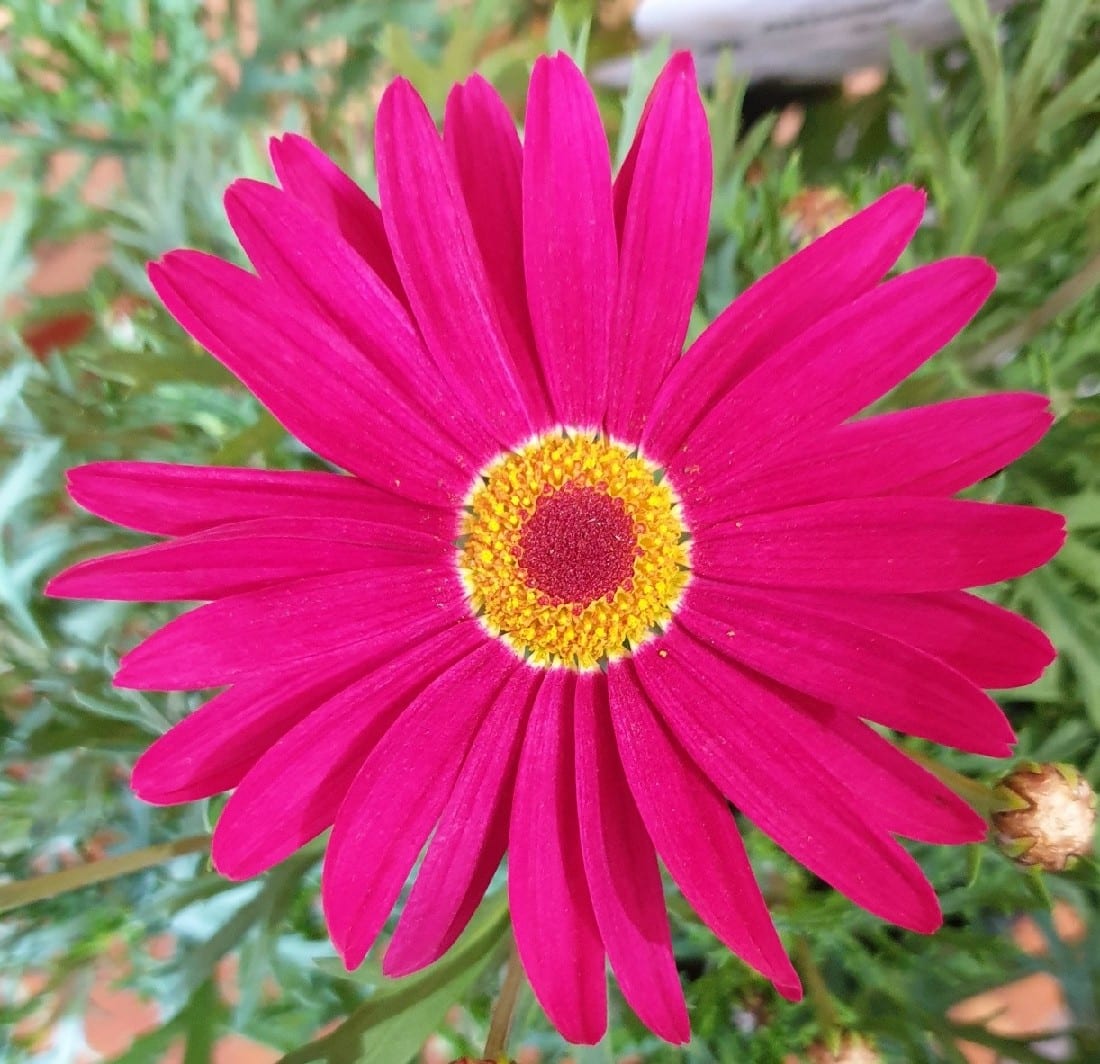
(992, 762, 1096, 872)
(805, 1033, 883, 1063)
(782, 187, 856, 246)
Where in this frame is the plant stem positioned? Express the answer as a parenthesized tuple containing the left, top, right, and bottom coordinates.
(908, 751, 999, 819)
(483, 938, 524, 1060)
(0, 834, 209, 913)
(794, 935, 838, 1035)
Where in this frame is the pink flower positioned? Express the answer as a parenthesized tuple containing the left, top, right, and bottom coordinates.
(48, 53, 1064, 1045)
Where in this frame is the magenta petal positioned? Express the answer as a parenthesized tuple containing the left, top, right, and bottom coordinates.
(605, 54, 711, 442)
(148, 251, 468, 504)
(63, 462, 448, 538)
(669, 258, 997, 498)
(681, 582, 1015, 755)
(692, 496, 1065, 593)
(722, 393, 1054, 516)
(675, 597, 989, 841)
(783, 696, 987, 844)
(115, 567, 465, 690)
(634, 633, 943, 934)
(323, 640, 519, 967)
(509, 669, 608, 1045)
(132, 660, 369, 804)
(212, 624, 486, 879)
(375, 79, 532, 447)
(654, 626, 983, 845)
(607, 665, 800, 997)
(444, 76, 551, 428)
(223, 180, 496, 466)
(574, 673, 690, 1043)
(645, 185, 926, 455)
(47, 517, 448, 602)
(523, 54, 616, 429)
(268, 133, 405, 301)
(770, 588, 1055, 690)
(384, 668, 539, 976)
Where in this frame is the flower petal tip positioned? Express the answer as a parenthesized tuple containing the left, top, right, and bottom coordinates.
(775, 976, 804, 1003)
(112, 652, 162, 692)
(41, 572, 68, 598)
(534, 50, 584, 80)
(208, 839, 252, 883)
(665, 50, 698, 81)
(379, 948, 416, 980)
(128, 758, 174, 807)
(912, 909, 944, 936)
(649, 1003, 692, 1046)
(885, 182, 926, 210)
(379, 74, 421, 113)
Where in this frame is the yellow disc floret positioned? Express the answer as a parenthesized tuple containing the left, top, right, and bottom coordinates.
(457, 431, 690, 669)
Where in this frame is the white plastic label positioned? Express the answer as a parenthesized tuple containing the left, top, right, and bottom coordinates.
(624, 0, 1020, 81)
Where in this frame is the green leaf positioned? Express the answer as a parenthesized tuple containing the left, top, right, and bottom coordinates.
(1060, 492, 1100, 530)
(0, 437, 61, 525)
(546, 2, 592, 67)
(1011, 0, 1091, 125)
(278, 894, 510, 1064)
(614, 41, 671, 166)
(1028, 566, 1100, 724)
(948, 0, 1010, 166)
(1038, 45, 1100, 134)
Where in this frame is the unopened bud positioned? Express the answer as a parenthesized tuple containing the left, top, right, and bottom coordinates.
(992, 763, 1096, 872)
(805, 1033, 882, 1063)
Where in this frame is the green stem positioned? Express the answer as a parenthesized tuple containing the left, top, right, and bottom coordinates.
(794, 935, 838, 1035)
(483, 938, 524, 1060)
(0, 834, 209, 914)
(908, 751, 999, 819)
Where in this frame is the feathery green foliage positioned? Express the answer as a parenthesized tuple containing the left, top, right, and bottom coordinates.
(2, 1, 1099, 1060)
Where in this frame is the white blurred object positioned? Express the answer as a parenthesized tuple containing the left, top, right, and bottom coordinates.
(602, 0, 1021, 83)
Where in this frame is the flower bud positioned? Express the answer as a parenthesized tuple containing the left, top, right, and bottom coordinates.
(992, 763, 1096, 871)
(805, 1033, 882, 1063)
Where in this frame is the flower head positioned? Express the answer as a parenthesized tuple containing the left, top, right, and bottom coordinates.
(48, 53, 1064, 1045)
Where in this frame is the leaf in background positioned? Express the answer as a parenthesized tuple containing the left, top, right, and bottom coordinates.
(1028, 565, 1100, 725)
(278, 895, 510, 1064)
(614, 41, 672, 165)
(949, 0, 1010, 167)
(546, 2, 592, 68)
(1010, 0, 1092, 125)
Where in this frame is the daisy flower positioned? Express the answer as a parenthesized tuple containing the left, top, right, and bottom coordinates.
(48, 53, 1064, 1045)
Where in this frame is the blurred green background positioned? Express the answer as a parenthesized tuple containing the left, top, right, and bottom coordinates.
(1, 1, 1098, 1060)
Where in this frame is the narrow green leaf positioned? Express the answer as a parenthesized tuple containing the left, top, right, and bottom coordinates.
(278, 895, 510, 1064)
(1011, 0, 1090, 124)
(546, 3, 591, 67)
(1038, 45, 1100, 134)
(614, 42, 672, 166)
(949, 0, 1010, 165)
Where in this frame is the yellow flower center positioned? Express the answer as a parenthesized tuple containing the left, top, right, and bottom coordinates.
(457, 431, 691, 669)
